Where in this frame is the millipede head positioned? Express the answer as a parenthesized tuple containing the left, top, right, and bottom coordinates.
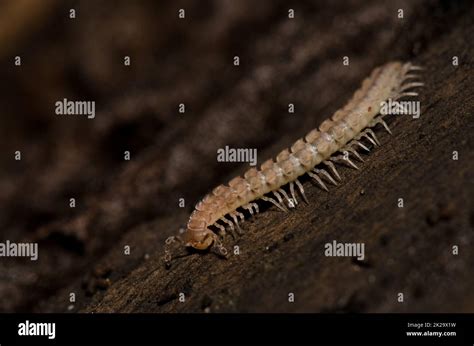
(163, 228, 224, 268)
(184, 228, 215, 250)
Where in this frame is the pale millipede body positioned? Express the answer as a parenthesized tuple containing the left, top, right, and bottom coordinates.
(164, 61, 423, 264)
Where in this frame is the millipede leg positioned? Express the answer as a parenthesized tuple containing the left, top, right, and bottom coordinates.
(370, 117, 392, 135)
(243, 204, 254, 216)
(213, 222, 227, 239)
(364, 129, 381, 146)
(273, 191, 290, 211)
(308, 171, 329, 191)
(289, 182, 298, 206)
(357, 131, 377, 147)
(323, 160, 341, 181)
(399, 91, 419, 98)
(331, 154, 360, 170)
(408, 65, 424, 71)
(400, 82, 424, 92)
(344, 141, 368, 162)
(314, 168, 338, 185)
(351, 139, 370, 152)
(351, 148, 364, 162)
(261, 196, 288, 212)
(402, 64, 424, 75)
(344, 147, 364, 162)
(278, 188, 294, 208)
(229, 212, 243, 234)
(220, 217, 237, 239)
(402, 74, 422, 84)
(251, 202, 259, 214)
(295, 179, 309, 204)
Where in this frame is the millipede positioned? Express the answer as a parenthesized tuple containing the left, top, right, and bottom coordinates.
(164, 61, 423, 266)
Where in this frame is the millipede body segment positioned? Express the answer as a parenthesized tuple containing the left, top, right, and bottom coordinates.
(164, 61, 423, 264)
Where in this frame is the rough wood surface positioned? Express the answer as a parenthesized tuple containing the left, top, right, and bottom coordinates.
(0, 0, 472, 313)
